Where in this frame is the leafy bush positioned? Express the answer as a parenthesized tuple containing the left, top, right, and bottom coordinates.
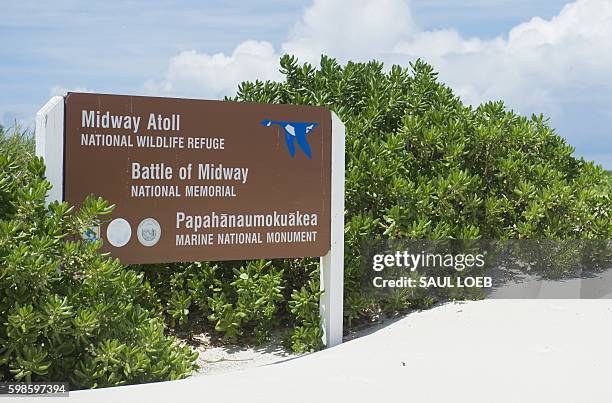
(207, 260, 284, 342)
(0, 124, 34, 162)
(134, 259, 316, 347)
(288, 269, 323, 352)
(231, 55, 611, 327)
(0, 129, 197, 388)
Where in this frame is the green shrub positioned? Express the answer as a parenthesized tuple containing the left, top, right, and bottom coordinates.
(207, 260, 284, 343)
(134, 260, 284, 341)
(288, 269, 323, 352)
(0, 131, 197, 388)
(231, 55, 612, 326)
(0, 124, 34, 164)
(136, 257, 322, 351)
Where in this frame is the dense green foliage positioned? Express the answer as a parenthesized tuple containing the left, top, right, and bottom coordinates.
(133, 257, 323, 352)
(230, 55, 611, 335)
(0, 124, 34, 162)
(0, 127, 197, 388)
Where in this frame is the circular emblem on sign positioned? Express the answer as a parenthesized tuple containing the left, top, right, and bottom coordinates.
(137, 218, 161, 247)
(106, 218, 131, 247)
(80, 224, 100, 243)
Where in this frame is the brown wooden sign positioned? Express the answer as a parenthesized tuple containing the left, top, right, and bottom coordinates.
(63, 92, 331, 264)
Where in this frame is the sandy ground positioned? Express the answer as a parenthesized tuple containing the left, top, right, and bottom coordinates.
(191, 333, 297, 375)
(41, 299, 612, 403)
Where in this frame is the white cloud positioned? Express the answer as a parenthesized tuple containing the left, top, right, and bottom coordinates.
(395, 0, 612, 118)
(147, 0, 418, 98)
(150, 0, 612, 109)
(144, 41, 281, 99)
(282, 0, 417, 63)
(147, 0, 612, 166)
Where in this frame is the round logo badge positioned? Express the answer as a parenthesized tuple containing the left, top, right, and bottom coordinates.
(106, 218, 131, 247)
(137, 218, 161, 247)
(80, 224, 100, 243)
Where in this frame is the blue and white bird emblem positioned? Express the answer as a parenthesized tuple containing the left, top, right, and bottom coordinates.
(261, 119, 318, 159)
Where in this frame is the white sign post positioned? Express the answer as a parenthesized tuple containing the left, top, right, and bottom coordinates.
(36, 96, 345, 348)
(35, 96, 64, 204)
(320, 113, 345, 347)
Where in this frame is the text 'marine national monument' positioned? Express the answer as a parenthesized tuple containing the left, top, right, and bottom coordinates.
(64, 93, 332, 264)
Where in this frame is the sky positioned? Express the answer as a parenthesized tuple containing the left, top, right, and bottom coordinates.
(1, 0, 610, 168)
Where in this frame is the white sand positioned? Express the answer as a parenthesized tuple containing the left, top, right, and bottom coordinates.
(192, 336, 296, 375)
(29, 300, 612, 402)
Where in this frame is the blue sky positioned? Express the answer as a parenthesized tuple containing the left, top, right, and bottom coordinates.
(1, 0, 610, 168)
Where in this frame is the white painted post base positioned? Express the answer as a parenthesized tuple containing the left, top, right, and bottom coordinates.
(319, 112, 345, 348)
